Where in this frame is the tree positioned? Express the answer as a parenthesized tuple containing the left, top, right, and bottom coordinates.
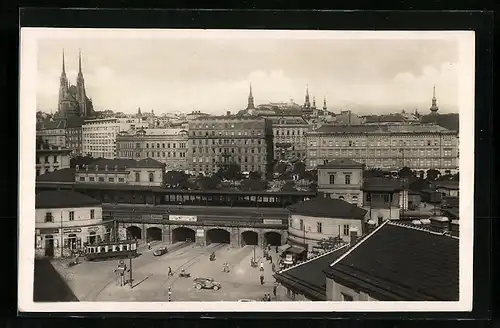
(363, 168, 384, 178)
(317, 236, 345, 253)
(197, 176, 220, 190)
(249, 171, 262, 180)
(452, 172, 459, 181)
(215, 163, 242, 181)
(70, 155, 97, 168)
(292, 161, 306, 177)
(240, 179, 268, 191)
(308, 182, 318, 193)
(426, 169, 441, 181)
(280, 180, 297, 192)
(279, 171, 293, 181)
(164, 170, 188, 186)
(418, 170, 425, 179)
(274, 162, 287, 174)
(303, 169, 318, 182)
(398, 166, 413, 178)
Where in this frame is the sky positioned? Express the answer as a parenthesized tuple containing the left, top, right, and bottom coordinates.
(36, 31, 461, 115)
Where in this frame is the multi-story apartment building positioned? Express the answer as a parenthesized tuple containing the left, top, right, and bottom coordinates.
(82, 117, 149, 159)
(116, 128, 189, 171)
(306, 124, 458, 174)
(36, 119, 67, 148)
(188, 115, 274, 176)
(74, 158, 165, 187)
(259, 114, 310, 161)
(36, 138, 72, 176)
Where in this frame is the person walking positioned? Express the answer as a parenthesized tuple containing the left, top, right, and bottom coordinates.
(275, 245, 278, 253)
(260, 261, 264, 271)
(168, 266, 173, 276)
(148, 242, 151, 250)
(271, 262, 276, 272)
(260, 273, 264, 285)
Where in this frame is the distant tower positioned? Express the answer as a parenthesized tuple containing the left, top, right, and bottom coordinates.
(57, 49, 69, 114)
(76, 49, 89, 117)
(246, 83, 256, 112)
(137, 107, 142, 119)
(304, 85, 311, 109)
(323, 96, 328, 111)
(429, 85, 439, 114)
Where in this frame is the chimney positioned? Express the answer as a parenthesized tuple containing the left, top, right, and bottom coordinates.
(349, 227, 358, 246)
(95, 165, 99, 171)
(430, 216, 450, 233)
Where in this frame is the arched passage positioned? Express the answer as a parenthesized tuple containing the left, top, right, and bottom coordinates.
(172, 227, 195, 243)
(241, 231, 258, 246)
(126, 226, 142, 240)
(206, 229, 230, 245)
(146, 227, 162, 242)
(264, 231, 282, 246)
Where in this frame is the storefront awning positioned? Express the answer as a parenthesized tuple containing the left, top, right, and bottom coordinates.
(287, 246, 306, 255)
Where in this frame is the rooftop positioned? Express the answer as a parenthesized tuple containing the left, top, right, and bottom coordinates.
(317, 159, 364, 169)
(287, 197, 367, 219)
(82, 158, 165, 171)
(36, 168, 75, 183)
(273, 245, 349, 300)
(324, 220, 459, 301)
(313, 123, 453, 135)
(362, 177, 403, 192)
(36, 190, 102, 209)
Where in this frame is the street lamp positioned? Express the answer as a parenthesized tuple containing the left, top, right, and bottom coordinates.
(129, 253, 134, 288)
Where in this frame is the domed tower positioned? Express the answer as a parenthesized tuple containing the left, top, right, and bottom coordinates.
(429, 85, 439, 114)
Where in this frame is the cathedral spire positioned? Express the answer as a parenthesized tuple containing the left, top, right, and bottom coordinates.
(323, 96, 327, 110)
(246, 83, 255, 110)
(62, 49, 66, 75)
(78, 48, 82, 73)
(304, 85, 311, 108)
(429, 84, 439, 114)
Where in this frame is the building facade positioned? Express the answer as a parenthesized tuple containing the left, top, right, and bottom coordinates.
(36, 139, 72, 176)
(35, 190, 105, 258)
(75, 158, 166, 187)
(260, 114, 310, 161)
(316, 159, 364, 207)
(82, 117, 149, 159)
(187, 115, 274, 176)
(36, 119, 67, 148)
(116, 128, 189, 171)
(306, 124, 458, 173)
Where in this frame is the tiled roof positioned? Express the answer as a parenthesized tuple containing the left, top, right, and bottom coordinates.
(421, 113, 459, 132)
(434, 181, 459, 190)
(288, 197, 367, 219)
(362, 177, 403, 192)
(273, 245, 349, 300)
(36, 190, 101, 209)
(36, 168, 75, 182)
(36, 119, 67, 130)
(324, 220, 459, 301)
(315, 125, 379, 134)
(317, 159, 364, 169)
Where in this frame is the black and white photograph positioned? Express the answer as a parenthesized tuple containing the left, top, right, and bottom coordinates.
(19, 28, 474, 312)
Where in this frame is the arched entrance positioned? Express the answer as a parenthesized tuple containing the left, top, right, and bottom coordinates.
(206, 229, 230, 245)
(241, 231, 258, 246)
(172, 227, 196, 243)
(44, 235, 54, 257)
(126, 226, 142, 240)
(264, 231, 282, 246)
(146, 227, 162, 242)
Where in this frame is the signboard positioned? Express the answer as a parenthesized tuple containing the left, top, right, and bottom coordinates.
(196, 229, 204, 237)
(39, 228, 60, 234)
(169, 215, 197, 222)
(63, 228, 82, 234)
(143, 214, 164, 220)
(263, 219, 283, 225)
(87, 226, 99, 233)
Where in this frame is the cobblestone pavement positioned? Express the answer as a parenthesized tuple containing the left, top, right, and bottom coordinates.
(55, 242, 283, 302)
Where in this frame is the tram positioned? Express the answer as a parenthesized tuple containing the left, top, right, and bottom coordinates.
(84, 240, 138, 261)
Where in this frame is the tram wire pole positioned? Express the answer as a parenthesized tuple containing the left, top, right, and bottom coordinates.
(60, 211, 64, 258)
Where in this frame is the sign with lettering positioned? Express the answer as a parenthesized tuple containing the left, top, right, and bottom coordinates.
(39, 228, 60, 234)
(169, 215, 197, 222)
(63, 228, 82, 234)
(263, 219, 283, 225)
(143, 214, 164, 220)
(196, 229, 204, 237)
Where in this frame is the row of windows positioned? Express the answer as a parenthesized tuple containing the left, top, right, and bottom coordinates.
(193, 147, 265, 154)
(192, 138, 263, 145)
(145, 142, 186, 149)
(191, 130, 263, 137)
(191, 165, 264, 173)
(36, 155, 59, 164)
(309, 138, 456, 148)
(192, 156, 265, 163)
(190, 122, 262, 130)
(309, 158, 457, 168)
(309, 149, 454, 157)
(44, 209, 95, 222)
(296, 219, 351, 236)
(79, 176, 126, 183)
(329, 174, 352, 185)
(275, 130, 306, 136)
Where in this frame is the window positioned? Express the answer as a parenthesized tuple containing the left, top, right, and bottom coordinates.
(341, 292, 354, 301)
(79, 177, 85, 181)
(98, 177, 105, 182)
(345, 175, 351, 185)
(317, 222, 322, 233)
(53, 155, 58, 163)
(299, 219, 304, 231)
(108, 177, 114, 182)
(343, 224, 350, 236)
(45, 212, 53, 223)
(329, 174, 335, 184)
(69, 211, 75, 221)
(90, 209, 95, 220)
(118, 178, 125, 182)
(89, 177, 95, 182)
(135, 172, 140, 182)
(149, 173, 154, 182)
(352, 195, 358, 203)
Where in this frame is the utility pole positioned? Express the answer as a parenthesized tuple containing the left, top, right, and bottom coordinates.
(129, 254, 133, 288)
(60, 211, 64, 258)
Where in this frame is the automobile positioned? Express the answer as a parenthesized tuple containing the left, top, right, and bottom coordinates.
(237, 299, 256, 302)
(153, 246, 168, 256)
(193, 277, 221, 290)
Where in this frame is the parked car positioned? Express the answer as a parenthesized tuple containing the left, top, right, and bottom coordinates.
(193, 277, 221, 290)
(153, 246, 168, 256)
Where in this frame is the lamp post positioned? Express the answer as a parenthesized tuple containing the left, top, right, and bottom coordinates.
(129, 253, 133, 288)
(60, 211, 64, 258)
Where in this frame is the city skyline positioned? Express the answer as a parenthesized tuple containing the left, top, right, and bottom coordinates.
(36, 30, 460, 115)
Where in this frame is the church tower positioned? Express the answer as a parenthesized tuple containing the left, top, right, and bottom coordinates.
(304, 85, 311, 109)
(323, 96, 328, 111)
(57, 50, 69, 115)
(246, 83, 256, 111)
(76, 49, 88, 117)
(429, 85, 439, 114)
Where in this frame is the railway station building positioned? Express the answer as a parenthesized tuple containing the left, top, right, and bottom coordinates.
(35, 190, 107, 258)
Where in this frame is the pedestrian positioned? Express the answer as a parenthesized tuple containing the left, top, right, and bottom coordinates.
(148, 242, 151, 250)
(272, 263, 276, 272)
(260, 274, 264, 285)
(273, 285, 277, 298)
(168, 266, 173, 276)
(268, 244, 271, 252)
(260, 261, 264, 271)
(275, 245, 278, 253)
